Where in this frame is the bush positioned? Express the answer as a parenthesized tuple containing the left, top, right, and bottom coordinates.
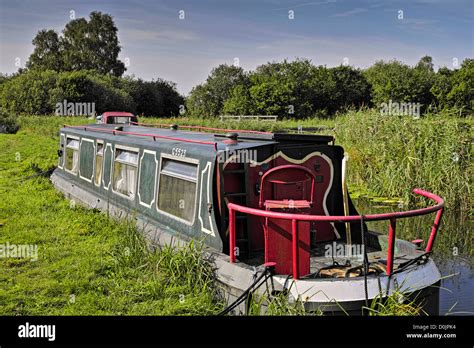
(208, 60, 372, 118)
(0, 108, 20, 134)
(0, 70, 184, 116)
(0, 70, 57, 114)
(364, 59, 436, 111)
(124, 77, 184, 117)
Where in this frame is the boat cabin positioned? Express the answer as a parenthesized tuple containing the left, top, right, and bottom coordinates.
(55, 122, 364, 266)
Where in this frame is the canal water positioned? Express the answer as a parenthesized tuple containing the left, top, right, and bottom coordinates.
(353, 197, 473, 316)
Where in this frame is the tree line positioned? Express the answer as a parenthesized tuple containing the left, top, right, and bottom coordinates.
(186, 57, 473, 119)
(0, 11, 471, 118)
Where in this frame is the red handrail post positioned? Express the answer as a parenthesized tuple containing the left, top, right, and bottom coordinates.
(292, 219, 299, 279)
(264, 217, 269, 264)
(386, 218, 397, 276)
(426, 208, 444, 252)
(229, 207, 236, 263)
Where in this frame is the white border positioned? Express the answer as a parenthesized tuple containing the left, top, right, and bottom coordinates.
(79, 138, 95, 183)
(102, 143, 113, 191)
(198, 161, 215, 236)
(94, 140, 104, 187)
(137, 149, 158, 208)
(64, 135, 80, 175)
(156, 153, 200, 226)
(58, 133, 65, 169)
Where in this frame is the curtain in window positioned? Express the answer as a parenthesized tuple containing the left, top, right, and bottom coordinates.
(71, 150, 79, 172)
(114, 162, 137, 198)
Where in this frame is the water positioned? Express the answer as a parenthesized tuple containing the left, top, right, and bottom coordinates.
(353, 197, 473, 315)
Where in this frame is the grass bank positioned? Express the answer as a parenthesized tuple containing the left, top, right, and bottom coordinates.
(0, 122, 223, 315)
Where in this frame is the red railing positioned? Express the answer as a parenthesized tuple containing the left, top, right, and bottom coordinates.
(228, 188, 444, 279)
(63, 125, 218, 150)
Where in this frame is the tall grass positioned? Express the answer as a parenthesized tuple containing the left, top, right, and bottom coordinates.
(334, 110, 472, 211)
(0, 124, 224, 315)
(365, 290, 424, 316)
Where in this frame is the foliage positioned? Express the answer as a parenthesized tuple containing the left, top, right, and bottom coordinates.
(194, 56, 473, 118)
(186, 64, 247, 117)
(27, 12, 125, 77)
(123, 77, 185, 117)
(0, 108, 20, 134)
(0, 70, 183, 116)
(194, 56, 474, 119)
(334, 110, 472, 211)
(364, 58, 436, 111)
(431, 59, 474, 115)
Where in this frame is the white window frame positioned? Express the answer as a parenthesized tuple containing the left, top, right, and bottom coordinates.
(79, 138, 95, 183)
(94, 140, 104, 187)
(58, 133, 66, 169)
(111, 144, 139, 200)
(156, 153, 200, 225)
(64, 135, 80, 175)
(137, 149, 159, 209)
(102, 143, 113, 191)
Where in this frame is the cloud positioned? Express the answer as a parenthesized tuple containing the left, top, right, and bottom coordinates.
(333, 8, 368, 17)
(396, 18, 440, 30)
(270, 0, 336, 11)
(121, 28, 199, 42)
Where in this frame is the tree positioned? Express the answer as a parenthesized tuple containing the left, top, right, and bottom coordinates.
(186, 64, 247, 117)
(26, 29, 63, 71)
(364, 58, 436, 110)
(446, 59, 473, 113)
(416, 55, 434, 72)
(26, 12, 126, 76)
(430, 67, 454, 109)
(125, 77, 184, 117)
(247, 59, 334, 118)
(222, 84, 254, 115)
(328, 65, 371, 112)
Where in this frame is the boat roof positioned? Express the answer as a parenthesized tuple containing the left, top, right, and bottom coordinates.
(101, 111, 135, 117)
(62, 123, 334, 152)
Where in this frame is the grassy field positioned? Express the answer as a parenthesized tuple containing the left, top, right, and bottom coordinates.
(0, 112, 471, 315)
(0, 121, 224, 315)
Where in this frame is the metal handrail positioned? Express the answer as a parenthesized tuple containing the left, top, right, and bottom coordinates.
(228, 188, 444, 279)
(63, 125, 218, 149)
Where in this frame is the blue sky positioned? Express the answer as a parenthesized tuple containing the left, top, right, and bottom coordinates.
(0, 0, 472, 94)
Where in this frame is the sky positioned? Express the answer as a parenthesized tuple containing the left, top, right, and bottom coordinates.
(0, 0, 473, 95)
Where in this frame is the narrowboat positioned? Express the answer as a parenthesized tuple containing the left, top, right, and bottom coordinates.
(51, 120, 444, 315)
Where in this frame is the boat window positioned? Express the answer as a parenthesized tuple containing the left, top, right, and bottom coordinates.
(157, 158, 198, 223)
(113, 148, 138, 199)
(107, 116, 133, 124)
(65, 137, 80, 173)
(94, 143, 104, 186)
